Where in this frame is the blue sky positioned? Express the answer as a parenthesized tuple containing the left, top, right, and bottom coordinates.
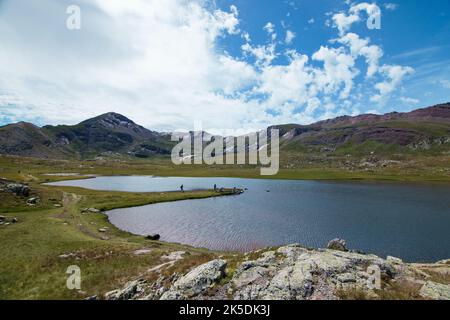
(0, 0, 449, 133)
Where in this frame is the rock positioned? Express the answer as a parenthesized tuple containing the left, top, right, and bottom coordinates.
(85, 295, 98, 300)
(54, 204, 62, 208)
(437, 259, 450, 265)
(133, 248, 153, 256)
(0, 215, 5, 222)
(6, 183, 30, 197)
(105, 280, 147, 300)
(162, 251, 186, 261)
(419, 281, 450, 300)
(146, 234, 161, 241)
(327, 239, 348, 252)
(387, 256, 403, 264)
(337, 273, 356, 283)
(11, 218, 18, 224)
(88, 208, 101, 213)
(59, 253, 77, 259)
(160, 259, 227, 299)
(98, 228, 108, 233)
(26, 197, 40, 205)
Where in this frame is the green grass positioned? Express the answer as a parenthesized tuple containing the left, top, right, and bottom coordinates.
(0, 170, 238, 299)
(0, 154, 449, 299)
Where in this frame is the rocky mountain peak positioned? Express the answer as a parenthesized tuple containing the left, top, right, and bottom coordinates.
(82, 112, 137, 129)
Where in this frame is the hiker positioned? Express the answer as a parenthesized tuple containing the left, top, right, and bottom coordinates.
(214, 184, 217, 192)
(180, 185, 184, 192)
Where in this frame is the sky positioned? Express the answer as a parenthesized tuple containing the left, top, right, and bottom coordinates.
(0, 0, 449, 134)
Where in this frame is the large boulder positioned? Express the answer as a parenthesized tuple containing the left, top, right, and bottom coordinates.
(419, 281, 450, 300)
(160, 259, 227, 300)
(327, 239, 348, 252)
(6, 183, 30, 197)
(146, 234, 161, 241)
(105, 280, 147, 300)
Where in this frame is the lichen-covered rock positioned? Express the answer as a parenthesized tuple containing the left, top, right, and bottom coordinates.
(6, 183, 30, 197)
(160, 259, 227, 300)
(105, 279, 146, 300)
(105, 242, 449, 301)
(419, 281, 450, 300)
(327, 239, 348, 252)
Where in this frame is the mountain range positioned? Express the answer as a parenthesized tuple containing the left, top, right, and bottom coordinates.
(0, 103, 449, 160)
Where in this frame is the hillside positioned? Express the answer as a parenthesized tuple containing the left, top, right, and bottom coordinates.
(0, 113, 174, 159)
(0, 103, 449, 160)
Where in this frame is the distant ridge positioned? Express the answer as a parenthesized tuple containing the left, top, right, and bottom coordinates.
(0, 103, 449, 159)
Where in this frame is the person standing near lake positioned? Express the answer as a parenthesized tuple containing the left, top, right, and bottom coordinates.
(214, 184, 217, 192)
(180, 185, 184, 192)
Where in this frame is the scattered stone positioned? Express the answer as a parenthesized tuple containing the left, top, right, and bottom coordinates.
(162, 251, 186, 261)
(98, 227, 108, 233)
(133, 248, 153, 256)
(105, 279, 147, 300)
(0, 215, 5, 222)
(327, 239, 348, 252)
(11, 218, 18, 223)
(85, 295, 98, 300)
(26, 197, 40, 205)
(59, 253, 77, 259)
(146, 234, 161, 241)
(419, 281, 450, 300)
(54, 204, 62, 208)
(88, 208, 101, 213)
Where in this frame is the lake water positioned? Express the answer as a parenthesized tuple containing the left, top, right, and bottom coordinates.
(48, 176, 450, 262)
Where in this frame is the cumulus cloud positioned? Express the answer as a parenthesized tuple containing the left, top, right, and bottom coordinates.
(0, 0, 415, 132)
(337, 33, 383, 77)
(371, 65, 415, 102)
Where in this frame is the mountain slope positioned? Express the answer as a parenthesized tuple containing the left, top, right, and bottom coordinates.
(0, 103, 449, 159)
(273, 103, 450, 155)
(0, 113, 174, 159)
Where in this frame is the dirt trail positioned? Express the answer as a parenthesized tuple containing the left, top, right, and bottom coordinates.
(55, 192, 102, 239)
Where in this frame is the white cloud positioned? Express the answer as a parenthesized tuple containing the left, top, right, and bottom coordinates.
(332, 2, 381, 36)
(400, 97, 419, 104)
(0, 0, 417, 132)
(242, 42, 277, 68)
(312, 46, 358, 99)
(371, 65, 415, 102)
(332, 12, 360, 36)
(440, 80, 450, 89)
(337, 33, 383, 77)
(285, 30, 296, 44)
(384, 3, 399, 11)
(308, 18, 315, 24)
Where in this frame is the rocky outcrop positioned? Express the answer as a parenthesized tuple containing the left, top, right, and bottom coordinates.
(5, 183, 30, 197)
(327, 239, 348, 252)
(160, 259, 227, 300)
(104, 243, 450, 301)
(419, 281, 450, 300)
(105, 280, 147, 300)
